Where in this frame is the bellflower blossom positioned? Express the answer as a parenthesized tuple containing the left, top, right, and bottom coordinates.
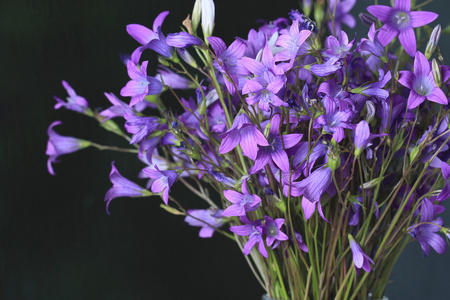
(408, 198, 446, 256)
(104, 162, 150, 214)
(349, 234, 375, 274)
(327, 0, 356, 34)
(120, 60, 164, 107)
(230, 216, 268, 258)
(46, 121, 91, 175)
(262, 216, 288, 248)
(142, 165, 178, 205)
(222, 179, 261, 217)
(218, 113, 269, 160)
(398, 51, 447, 109)
(126, 11, 172, 63)
(367, 0, 438, 56)
(184, 208, 224, 238)
(54, 80, 92, 115)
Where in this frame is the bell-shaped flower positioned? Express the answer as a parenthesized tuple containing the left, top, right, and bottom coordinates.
(354, 120, 386, 157)
(120, 60, 164, 107)
(126, 11, 172, 63)
(100, 92, 132, 121)
(54, 80, 92, 116)
(286, 166, 332, 203)
(46, 121, 91, 175)
(124, 112, 160, 144)
(104, 162, 150, 214)
(408, 198, 447, 257)
(165, 32, 203, 48)
(327, 0, 356, 34)
(398, 51, 447, 109)
(184, 208, 224, 238)
(142, 165, 178, 205)
(262, 216, 288, 248)
(275, 19, 311, 64)
(367, 0, 438, 56)
(348, 234, 375, 274)
(230, 216, 268, 258)
(218, 113, 269, 160)
(222, 179, 261, 217)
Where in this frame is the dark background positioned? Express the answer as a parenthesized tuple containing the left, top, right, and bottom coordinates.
(1, 0, 450, 299)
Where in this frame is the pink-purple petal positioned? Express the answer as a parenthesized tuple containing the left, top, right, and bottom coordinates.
(398, 70, 415, 89)
(377, 24, 399, 46)
(407, 90, 426, 109)
(394, 0, 410, 11)
(367, 5, 392, 23)
(427, 87, 448, 105)
(414, 51, 430, 76)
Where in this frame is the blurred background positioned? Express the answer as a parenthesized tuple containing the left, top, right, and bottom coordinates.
(1, 0, 450, 299)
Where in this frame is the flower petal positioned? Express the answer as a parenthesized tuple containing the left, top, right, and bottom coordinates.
(407, 90, 426, 109)
(398, 70, 415, 89)
(398, 27, 416, 56)
(367, 5, 392, 23)
(394, 0, 410, 11)
(410, 11, 438, 28)
(427, 87, 448, 105)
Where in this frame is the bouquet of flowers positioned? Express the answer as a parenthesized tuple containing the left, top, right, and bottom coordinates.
(46, 0, 450, 299)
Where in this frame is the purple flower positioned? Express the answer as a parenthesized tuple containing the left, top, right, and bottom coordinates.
(315, 108, 353, 143)
(367, 0, 438, 56)
(126, 11, 172, 63)
(184, 208, 225, 238)
(327, 0, 356, 34)
(100, 92, 132, 121)
(249, 114, 303, 173)
(166, 32, 203, 48)
(408, 198, 447, 256)
(120, 60, 164, 107)
(398, 51, 447, 109)
(104, 162, 149, 214)
(354, 120, 386, 157)
(292, 231, 308, 252)
(349, 234, 375, 273)
(324, 30, 354, 59)
(354, 68, 391, 99)
(46, 121, 90, 175)
(157, 66, 195, 90)
(262, 216, 288, 248)
(358, 24, 385, 58)
(208, 169, 236, 187)
(207, 36, 248, 94)
(222, 179, 261, 217)
(54, 80, 92, 115)
(275, 19, 311, 63)
(287, 167, 332, 203)
(142, 165, 178, 205)
(218, 113, 269, 160)
(230, 216, 268, 258)
(124, 112, 159, 144)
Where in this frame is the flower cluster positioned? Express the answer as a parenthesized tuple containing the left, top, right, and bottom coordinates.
(47, 0, 450, 299)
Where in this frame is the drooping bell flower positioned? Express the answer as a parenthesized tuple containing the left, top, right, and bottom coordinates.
(230, 216, 268, 258)
(54, 80, 92, 116)
(142, 165, 178, 205)
(184, 208, 224, 238)
(348, 234, 375, 274)
(104, 162, 150, 214)
(46, 121, 91, 175)
(222, 179, 261, 217)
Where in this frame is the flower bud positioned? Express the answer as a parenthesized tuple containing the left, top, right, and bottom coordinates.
(191, 0, 201, 34)
(425, 24, 441, 59)
(359, 13, 377, 27)
(177, 48, 198, 68)
(302, 0, 312, 17)
(432, 58, 442, 87)
(201, 0, 215, 39)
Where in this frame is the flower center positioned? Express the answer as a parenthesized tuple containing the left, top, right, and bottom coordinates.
(391, 10, 410, 30)
(413, 76, 434, 96)
(268, 224, 278, 237)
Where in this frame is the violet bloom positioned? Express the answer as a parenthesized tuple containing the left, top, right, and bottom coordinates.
(315, 108, 353, 143)
(287, 166, 332, 203)
(126, 11, 172, 63)
(142, 165, 178, 205)
(46, 121, 91, 175)
(275, 19, 311, 64)
(54, 80, 92, 116)
(292, 231, 308, 252)
(124, 112, 160, 144)
(104, 162, 150, 214)
(208, 169, 236, 187)
(100, 92, 132, 121)
(408, 198, 446, 256)
(120, 60, 164, 107)
(165, 32, 203, 48)
(348, 234, 374, 274)
(262, 216, 288, 248)
(327, 0, 356, 34)
(157, 66, 194, 90)
(230, 216, 268, 258)
(218, 113, 269, 160)
(398, 51, 447, 109)
(354, 120, 386, 157)
(222, 179, 261, 217)
(249, 114, 303, 174)
(354, 68, 391, 99)
(184, 208, 225, 238)
(367, 0, 438, 56)
(207, 36, 248, 94)
(324, 30, 354, 59)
